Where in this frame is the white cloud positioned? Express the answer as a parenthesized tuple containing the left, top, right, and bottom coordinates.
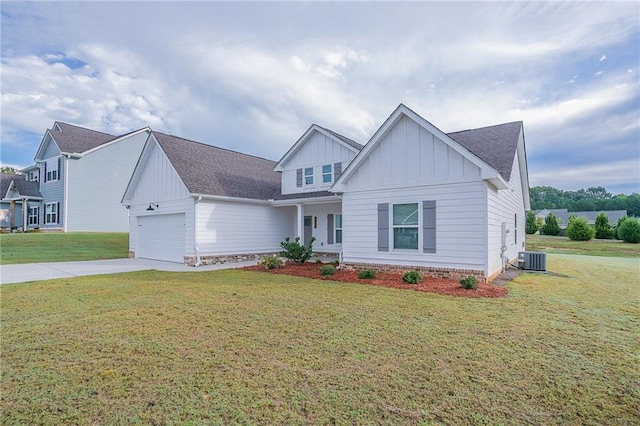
(600, 54, 607, 62)
(530, 159, 640, 192)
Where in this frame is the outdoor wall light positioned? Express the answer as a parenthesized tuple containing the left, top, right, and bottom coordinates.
(146, 203, 159, 211)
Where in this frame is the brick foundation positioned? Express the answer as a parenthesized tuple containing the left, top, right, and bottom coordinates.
(312, 251, 340, 260)
(184, 252, 280, 267)
(341, 262, 487, 284)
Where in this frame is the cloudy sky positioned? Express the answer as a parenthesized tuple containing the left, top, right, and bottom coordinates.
(1, 1, 639, 194)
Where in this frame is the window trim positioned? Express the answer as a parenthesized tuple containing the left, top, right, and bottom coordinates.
(304, 167, 314, 186)
(322, 164, 332, 184)
(335, 214, 343, 244)
(45, 202, 58, 224)
(392, 202, 420, 251)
(28, 205, 39, 225)
(45, 159, 59, 183)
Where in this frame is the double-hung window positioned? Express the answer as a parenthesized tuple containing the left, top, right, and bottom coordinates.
(335, 214, 343, 243)
(45, 203, 58, 224)
(393, 203, 419, 250)
(45, 159, 59, 182)
(28, 206, 39, 225)
(304, 167, 314, 185)
(322, 164, 332, 183)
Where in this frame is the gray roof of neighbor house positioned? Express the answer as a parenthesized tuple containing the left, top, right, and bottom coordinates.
(319, 126, 364, 150)
(447, 121, 523, 181)
(152, 132, 281, 200)
(0, 174, 42, 199)
(49, 122, 115, 154)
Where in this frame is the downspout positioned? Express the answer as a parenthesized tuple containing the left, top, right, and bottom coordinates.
(336, 193, 344, 263)
(63, 156, 69, 232)
(194, 196, 202, 267)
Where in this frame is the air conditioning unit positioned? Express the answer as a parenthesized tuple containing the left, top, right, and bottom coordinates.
(518, 251, 547, 271)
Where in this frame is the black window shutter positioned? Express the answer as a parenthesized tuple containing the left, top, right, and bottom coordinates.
(58, 157, 62, 180)
(334, 162, 343, 180)
(423, 201, 436, 253)
(56, 202, 60, 224)
(44, 162, 48, 182)
(378, 203, 389, 251)
(327, 214, 334, 244)
(296, 168, 302, 187)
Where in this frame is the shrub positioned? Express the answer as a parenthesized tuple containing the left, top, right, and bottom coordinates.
(525, 211, 538, 234)
(258, 255, 284, 269)
(613, 216, 627, 240)
(403, 271, 423, 284)
(320, 265, 336, 276)
(566, 217, 595, 241)
(618, 217, 640, 243)
(280, 236, 315, 263)
(358, 269, 376, 279)
(541, 213, 561, 236)
(459, 276, 478, 290)
(315, 259, 323, 263)
(594, 212, 612, 239)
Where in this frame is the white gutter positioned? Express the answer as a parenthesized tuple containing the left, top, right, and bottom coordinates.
(194, 196, 202, 267)
(191, 193, 271, 205)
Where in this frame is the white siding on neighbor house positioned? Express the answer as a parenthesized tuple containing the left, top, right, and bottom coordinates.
(297, 202, 342, 252)
(344, 116, 482, 191)
(196, 200, 296, 255)
(281, 130, 358, 195)
(342, 182, 487, 271)
(486, 146, 526, 277)
(66, 132, 147, 232)
(128, 198, 195, 258)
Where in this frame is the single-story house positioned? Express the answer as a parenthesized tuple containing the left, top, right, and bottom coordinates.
(1, 173, 43, 230)
(534, 209, 627, 228)
(123, 104, 530, 282)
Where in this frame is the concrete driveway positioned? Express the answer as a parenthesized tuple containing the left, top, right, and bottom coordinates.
(0, 258, 257, 285)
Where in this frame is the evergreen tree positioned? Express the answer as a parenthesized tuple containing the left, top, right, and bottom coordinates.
(541, 213, 561, 236)
(525, 211, 538, 234)
(594, 212, 611, 239)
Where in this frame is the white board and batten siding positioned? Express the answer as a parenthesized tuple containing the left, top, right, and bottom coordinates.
(66, 132, 147, 232)
(126, 140, 194, 260)
(281, 130, 358, 195)
(297, 202, 343, 251)
(486, 146, 526, 276)
(196, 200, 296, 256)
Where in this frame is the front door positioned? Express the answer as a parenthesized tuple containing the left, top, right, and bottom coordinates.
(304, 216, 313, 245)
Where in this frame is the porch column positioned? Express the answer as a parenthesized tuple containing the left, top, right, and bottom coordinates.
(296, 203, 303, 239)
(9, 200, 15, 229)
(22, 198, 28, 232)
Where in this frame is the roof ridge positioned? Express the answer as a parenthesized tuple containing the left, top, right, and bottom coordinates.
(53, 121, 115, 137)
(447, 121, 523, 135)
(152, 131, 277, 164)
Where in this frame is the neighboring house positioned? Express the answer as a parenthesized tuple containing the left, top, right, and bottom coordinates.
(20, 122, 150, 232)
(1, 174, 43, 230)
(534, 209, 627, 228)
(124, 104, 531, 282)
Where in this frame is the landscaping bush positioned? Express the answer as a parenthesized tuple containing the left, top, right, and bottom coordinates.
(403, 271, 423, 284)
(280, 236, 315, 263)
(320, 265, 336, 276)
(525, 211, 538, 235)
(595, 212, 612, 239)
(566, 217, 595, 241)
(315, 259, 323, 263)
(618, 217, 640, 243)
(459, 276, 478, 290)
(258, 255, 284, 269)
(358, 269, 376, 279)
(613, 216, 627, 240)
(541, 213, 561, 236)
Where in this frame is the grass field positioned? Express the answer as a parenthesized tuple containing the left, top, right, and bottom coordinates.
(1, 254, 638, 424)
(526, 234, 640, 258)
(0, 232, 129, 264)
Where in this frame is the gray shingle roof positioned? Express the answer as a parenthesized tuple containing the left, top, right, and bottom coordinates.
(447, 121, 523, 181)
(50, 122, 115, 154)
(271, 190, 336, 201)
(1, 174, 42, 199)
(152, 132, 281, 200)
(318, 126, 363, 150)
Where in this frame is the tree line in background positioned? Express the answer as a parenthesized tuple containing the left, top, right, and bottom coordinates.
(530, 186, 640, 217)
(526, 211, 640, 243)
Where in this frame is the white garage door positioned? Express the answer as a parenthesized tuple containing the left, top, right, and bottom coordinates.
(137, 213, 186, 263)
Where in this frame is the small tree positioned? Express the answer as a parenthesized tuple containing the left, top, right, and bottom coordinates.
(541, 213, 560, 236)
(613, 216, 627, 240)
(594, 212, 611, 239)
(566, 217, 595, 241)
(618, 217, 640, 243)
(525, 211, 538, 234)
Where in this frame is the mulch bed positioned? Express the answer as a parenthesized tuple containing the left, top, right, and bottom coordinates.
(242, 262, 508, 298)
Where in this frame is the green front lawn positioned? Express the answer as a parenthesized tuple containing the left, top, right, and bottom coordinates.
(0, 232, 129, 264)
(1, 254, 638, 424)
(526, 234, 640, 258)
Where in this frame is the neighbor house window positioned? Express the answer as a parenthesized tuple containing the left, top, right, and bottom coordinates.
(322, 164, 332, 183)
(45, 159, 59, 182)
(29, 171, 39, 182)
(304, 167, 314, 185)
(45, 203, 58, 224)
(335, 214, 343, 243)
(393, 203, 419, 250)
(28, 206, 39, 225)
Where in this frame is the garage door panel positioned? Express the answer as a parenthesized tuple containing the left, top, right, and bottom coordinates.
(137, 213, 185, 263)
